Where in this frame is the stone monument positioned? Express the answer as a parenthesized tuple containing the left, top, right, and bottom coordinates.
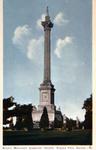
(32, 7, 56, 124)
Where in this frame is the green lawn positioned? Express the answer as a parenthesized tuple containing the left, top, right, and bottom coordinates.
(3, 129, 92, 145)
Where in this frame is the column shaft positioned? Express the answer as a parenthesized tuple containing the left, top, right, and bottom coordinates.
(44, 29, 51, 82)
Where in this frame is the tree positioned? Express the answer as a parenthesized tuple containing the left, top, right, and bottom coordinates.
(39, 107, 49, 129)
(82, 95, 92, 129)
(15, 104, 33, 130)
(54, 111, 63, 128)
(65, 117, 80, 131)
(22, 104, 33, 130)
(15, 116, 22, 130)
(3, 96, 16, 128)
(3, 96, 33, 130)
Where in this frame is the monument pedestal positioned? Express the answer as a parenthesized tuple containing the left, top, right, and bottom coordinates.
(39, 81, 55, 107)
(32, 81, 56, 123)
(32, 107, 55, 123)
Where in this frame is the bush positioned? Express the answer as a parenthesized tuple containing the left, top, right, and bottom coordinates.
(39, 107, 49, 129)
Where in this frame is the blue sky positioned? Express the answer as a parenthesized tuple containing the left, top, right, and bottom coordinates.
(3, 0, 92, 121)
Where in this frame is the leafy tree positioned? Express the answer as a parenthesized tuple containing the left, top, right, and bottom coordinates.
(66, 118, 70, 130)
(15, 116, 22, 130)
(65, 118, 80, 131)
(15, 104, 33, 130)
(54, 111, 63, 128)
(3, 97, 33, 130)
(22, 104, 33, 130)
(3, 96, 16, 127)
(39, 107, 49, 129)
(82, 95, 92, 129)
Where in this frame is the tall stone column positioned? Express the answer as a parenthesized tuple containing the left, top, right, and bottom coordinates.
(38, 7, 55, 121)
(32, 7, 56, 123)
(42, 7, 53, 83)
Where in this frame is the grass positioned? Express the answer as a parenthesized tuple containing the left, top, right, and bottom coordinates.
(3, 129, 92, 145)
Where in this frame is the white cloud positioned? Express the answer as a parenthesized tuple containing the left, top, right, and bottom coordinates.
(54, 12, 69, 26)
(12, 25, 72, 62)
(12, 25, 32, 49)
(12, 25, 44, 62)
(36, 14, 45, 30)
(54, 36, 73, 58)
(27, 36, 43, 61)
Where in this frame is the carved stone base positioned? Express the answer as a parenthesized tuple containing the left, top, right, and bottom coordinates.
(32, 106, 55, 122)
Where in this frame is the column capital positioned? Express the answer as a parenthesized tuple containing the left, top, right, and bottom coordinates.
(42, 21, 53, 31)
